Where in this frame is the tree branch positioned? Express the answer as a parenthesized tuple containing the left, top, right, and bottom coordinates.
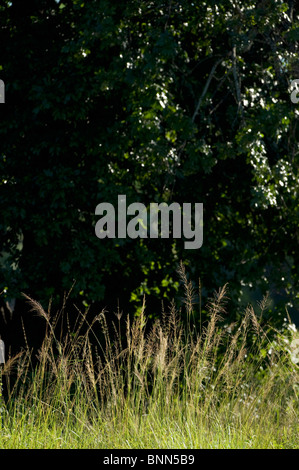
(192, 57, 224, 123)
(232, 45, 243, 117)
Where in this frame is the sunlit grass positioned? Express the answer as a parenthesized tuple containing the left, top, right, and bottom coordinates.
(0, 264, 298, 449)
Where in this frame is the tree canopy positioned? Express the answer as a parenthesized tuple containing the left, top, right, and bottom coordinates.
(0, 0, 298, 325)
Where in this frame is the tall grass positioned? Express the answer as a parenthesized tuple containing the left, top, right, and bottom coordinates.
(0, 266, 298, 449)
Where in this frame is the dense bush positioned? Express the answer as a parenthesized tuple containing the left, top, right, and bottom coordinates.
(0, 1, 298, 330)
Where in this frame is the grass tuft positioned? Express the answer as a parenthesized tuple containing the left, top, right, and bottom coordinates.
(0, 273, 298, 449)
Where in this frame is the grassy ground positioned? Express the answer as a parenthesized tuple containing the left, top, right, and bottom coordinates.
(0, 267, 298, 449)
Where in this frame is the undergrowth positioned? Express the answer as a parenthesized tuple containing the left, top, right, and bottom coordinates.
(0, 263, 298, 449)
